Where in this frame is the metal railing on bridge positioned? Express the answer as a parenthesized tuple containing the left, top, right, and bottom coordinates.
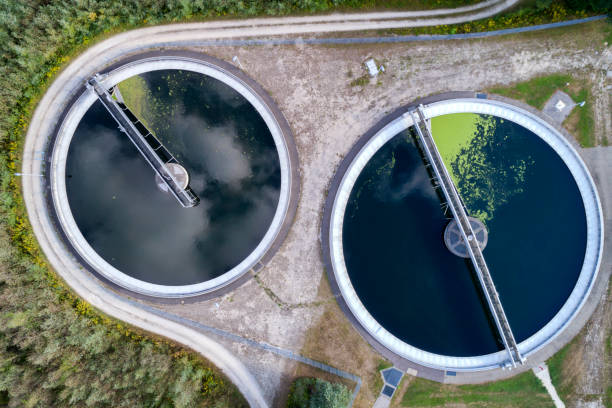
(409, 105, 524, 367)
(87, 75, 199, 208)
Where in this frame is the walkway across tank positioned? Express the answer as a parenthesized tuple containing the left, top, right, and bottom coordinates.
(323, 94, 603, 371)
(49, 52, 299, 299)
(411, 105, 522, 366)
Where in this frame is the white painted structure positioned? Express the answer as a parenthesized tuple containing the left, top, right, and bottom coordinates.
(533, 363, 566, 408)
(328, 98, 604, 371)
(365, 58, 379, 77)
(50, 57, 293, 298)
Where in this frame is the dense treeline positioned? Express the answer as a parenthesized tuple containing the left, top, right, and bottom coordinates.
(540, 0, 610, 13)
(0, 1, 609, 407)
(0, 230, 247, 407)
(398, 1, 610, 36)
(286, 377, 352, 408)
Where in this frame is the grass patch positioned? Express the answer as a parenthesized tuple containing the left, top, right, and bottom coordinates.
(350, 75, 370, 87)
(488, 74, 597, 147)
(548, 307, 610, 406)
(547, 340, 576, 402)
(608, 326, 612, 361)
(391, 375, 411, 407)
(400, 372, 553, 407)
(565, 87, 596, 147)
(297, 276, 382, 407)
(605, 23, 612, 44)
(377, 359, 393, 371)
(489, 74, 572, 109)
(370, 359, 392, 396)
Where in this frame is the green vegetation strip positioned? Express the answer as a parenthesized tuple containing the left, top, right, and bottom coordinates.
(400, 373, 554, 407)
(383, 1, 610, 37)
(571, 88, 596, 147)
(548, 323, 611, 406)
(489, 74, 573, 110)
(547, 339, 575, 403)
(489, 74, 598, 147)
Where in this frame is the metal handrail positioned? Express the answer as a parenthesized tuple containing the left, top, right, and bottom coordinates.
(87, 76, 199, 208)
(410, 105, 523, 366)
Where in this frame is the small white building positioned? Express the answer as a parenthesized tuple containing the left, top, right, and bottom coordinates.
(364, 58, 379, 77)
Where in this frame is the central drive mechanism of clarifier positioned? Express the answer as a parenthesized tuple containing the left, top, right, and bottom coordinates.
(444, 217, 488, 258)
(155, 163, 189, 192)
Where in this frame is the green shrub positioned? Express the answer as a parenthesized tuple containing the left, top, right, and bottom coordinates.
(287, 377, 352, 408)
(536, 0, 554, 10)
(566, 0, 611, 13)
(350, 75, 370, 87)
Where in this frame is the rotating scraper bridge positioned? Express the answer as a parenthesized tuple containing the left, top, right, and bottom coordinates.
(87, 75, 199, 208)
(327, 97, 603, 371)
(410, 105, 524, 367)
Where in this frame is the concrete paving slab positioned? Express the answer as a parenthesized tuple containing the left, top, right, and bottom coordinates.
(373, 395, 391, 408)
(543, 90, 578, 123)
(382, 368, 403, 387)
(533, 363, 565, 408)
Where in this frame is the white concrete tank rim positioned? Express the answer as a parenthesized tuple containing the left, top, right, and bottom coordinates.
(327, 98, 604, 371)
(49, 55, 295, 298)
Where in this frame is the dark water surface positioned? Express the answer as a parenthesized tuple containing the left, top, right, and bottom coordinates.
(66, 70, 280, 285)
(342, 117, 587, 356)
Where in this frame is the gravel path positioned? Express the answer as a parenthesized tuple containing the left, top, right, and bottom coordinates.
(534, 364, 566, 408)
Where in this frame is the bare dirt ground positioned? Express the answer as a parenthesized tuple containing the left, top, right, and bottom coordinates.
(567, 139, 612, 408)
(573, 283, 610, 408)
(144, 20, 611, 407)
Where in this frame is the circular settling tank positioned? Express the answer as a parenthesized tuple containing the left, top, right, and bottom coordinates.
(50, 54, 298, 298)
(326, 98, 603, 371)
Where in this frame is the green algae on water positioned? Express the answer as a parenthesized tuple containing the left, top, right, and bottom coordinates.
(431, 114, 533, 224)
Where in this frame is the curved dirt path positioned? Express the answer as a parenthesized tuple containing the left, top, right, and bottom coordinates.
(21, 1, 520, 407)
(155, 0, 515, 28)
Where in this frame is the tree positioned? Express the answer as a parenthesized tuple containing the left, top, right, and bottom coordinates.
(286, 377, 352, 408)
